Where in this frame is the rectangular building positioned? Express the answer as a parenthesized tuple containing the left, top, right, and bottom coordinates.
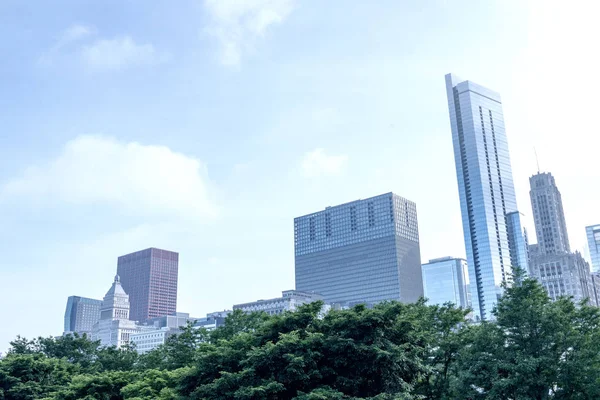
(64, 296, 102, 336)
(421, 257, 470, 308)
(529, 252, 594, 304)
(294, 192, 423, 305)
(506, 211, 530, 274)
(117, 248, 179, 322)
(586, 225, 600, 273)
(445, 74, 524, 321)
(233, 290, 325, 316)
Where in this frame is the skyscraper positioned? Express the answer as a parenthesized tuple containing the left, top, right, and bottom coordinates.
(63, 296, 101, 336)
(117, 248, 179, 322)
(445, 74, 524, 320)
(294, 192, 423, 305)
(91, 275, 141, 348)
(586, 225, 600, 273)
(530, 172, 570, 255)
(421, 257, 470, 308)
(528, 171, 595, 304)
(506, 211, 530, 273)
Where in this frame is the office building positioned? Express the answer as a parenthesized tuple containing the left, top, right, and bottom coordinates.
(143, 312, 198, 330)
(421, 257, 470, 308)
(130, 328, 178, 354)
(506, 211, 530, 273)
(117, 248, 179, 322)
(529, 252, 594, 304)
(193, 311, 231, 331)
(92, 275, 142, 348)
(295, 192, 423, 305)
(445, 74, 525, 320)
(586, 225, 600, 273)
(233, 290, 325, 316)
(63, 296, 102, 336)
(530, 173, 570, 255)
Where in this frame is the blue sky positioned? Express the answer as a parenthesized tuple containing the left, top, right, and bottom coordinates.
(1, 0, 599, 351)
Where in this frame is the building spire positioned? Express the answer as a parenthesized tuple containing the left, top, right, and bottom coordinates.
(534, 146, 540, 173)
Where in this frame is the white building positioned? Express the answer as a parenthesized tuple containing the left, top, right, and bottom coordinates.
(91, 275, 142, 348)
(233, 290, 326, 315)
(130, 327, 177, 354)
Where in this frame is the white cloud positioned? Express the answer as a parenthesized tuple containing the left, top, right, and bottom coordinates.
(39, 24, 95, 65)
(81, 36, 168, 70)
(301, 148, 348, 178)
(2, 135, 217, 220)
(203, 0, 295, 66)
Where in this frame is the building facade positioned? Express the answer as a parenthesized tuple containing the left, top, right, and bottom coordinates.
(529, 252, 594, 304)
(233, 290, 325, 316)
(92, 275, 141, 348)
(586, 225, 600, 273)
(117, 248, 179, 322)
(530, 173, 570, 255)
(63, 296, 102, 336)
(445, 74, 524, 320)
(193, 311, 231, 331)
(295, 192, 423, 305)
(421, 257, 470, 308)
(130, 328, 178, 354)
(506, 211, 530, 273)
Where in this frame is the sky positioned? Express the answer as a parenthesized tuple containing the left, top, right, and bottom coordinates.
(1, 0, 600, 351)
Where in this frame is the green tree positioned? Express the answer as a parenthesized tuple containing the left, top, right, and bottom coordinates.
(450, 270, 600, 399)
(0, 354, 75, 400)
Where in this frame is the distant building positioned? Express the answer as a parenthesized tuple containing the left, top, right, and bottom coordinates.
(445, 74, 525, 320)
(590, 273, 600, 307)
(117, 248, 179, 322)
(63, 296, 101, 336)
(295, 192, 423, 305)
(586, 225, 600, 273)
(421, 257, 470, 308)
(130, 328, 178, 354)
(143, 312, 198, 330)
(193, 311, 231, 331)
(530, 173, 571, 255)
(528, 171, 596, 304)
(92, 275, 142, 348)
(506, 211, 530, 273)
(233, 290, 325, 316)
(529, 252, 594, 304)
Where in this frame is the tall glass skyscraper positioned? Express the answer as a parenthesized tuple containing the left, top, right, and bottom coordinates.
(445, 74, 523, 320)
(421, 257, 470, 308)
(586, 225, 600, 273)
(64, 296, 102, 335)
(117, 248, 179, 322)
(506, 211, 530, 274)
(294, 192, 423, 305)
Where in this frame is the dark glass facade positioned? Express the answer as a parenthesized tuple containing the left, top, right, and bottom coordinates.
(117, 248, 179, 322)
(64, 296, 102, 335)
(294, 192, 423, 305)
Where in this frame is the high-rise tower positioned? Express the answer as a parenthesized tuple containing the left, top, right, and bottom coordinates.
(117, 248, 179, 322)
(529, 172, 570, 255)
(294, 192, 423, 305)
(445, 74, 524, 320)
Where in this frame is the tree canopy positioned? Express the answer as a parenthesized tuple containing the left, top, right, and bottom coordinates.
(2, 273, 600, 399)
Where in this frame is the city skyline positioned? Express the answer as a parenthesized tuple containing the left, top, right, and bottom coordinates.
(2, 1, 600, 350)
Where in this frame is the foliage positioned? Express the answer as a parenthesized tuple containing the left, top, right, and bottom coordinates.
(3, 273, 600, 399)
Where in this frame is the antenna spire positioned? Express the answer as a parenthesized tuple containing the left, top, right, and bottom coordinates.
(534, 147, 540, 173)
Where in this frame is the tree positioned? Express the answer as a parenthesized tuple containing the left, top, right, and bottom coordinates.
(180, 301, 464, 399)
(450, 270, 600, 399)
(0, 354, 75, 400)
